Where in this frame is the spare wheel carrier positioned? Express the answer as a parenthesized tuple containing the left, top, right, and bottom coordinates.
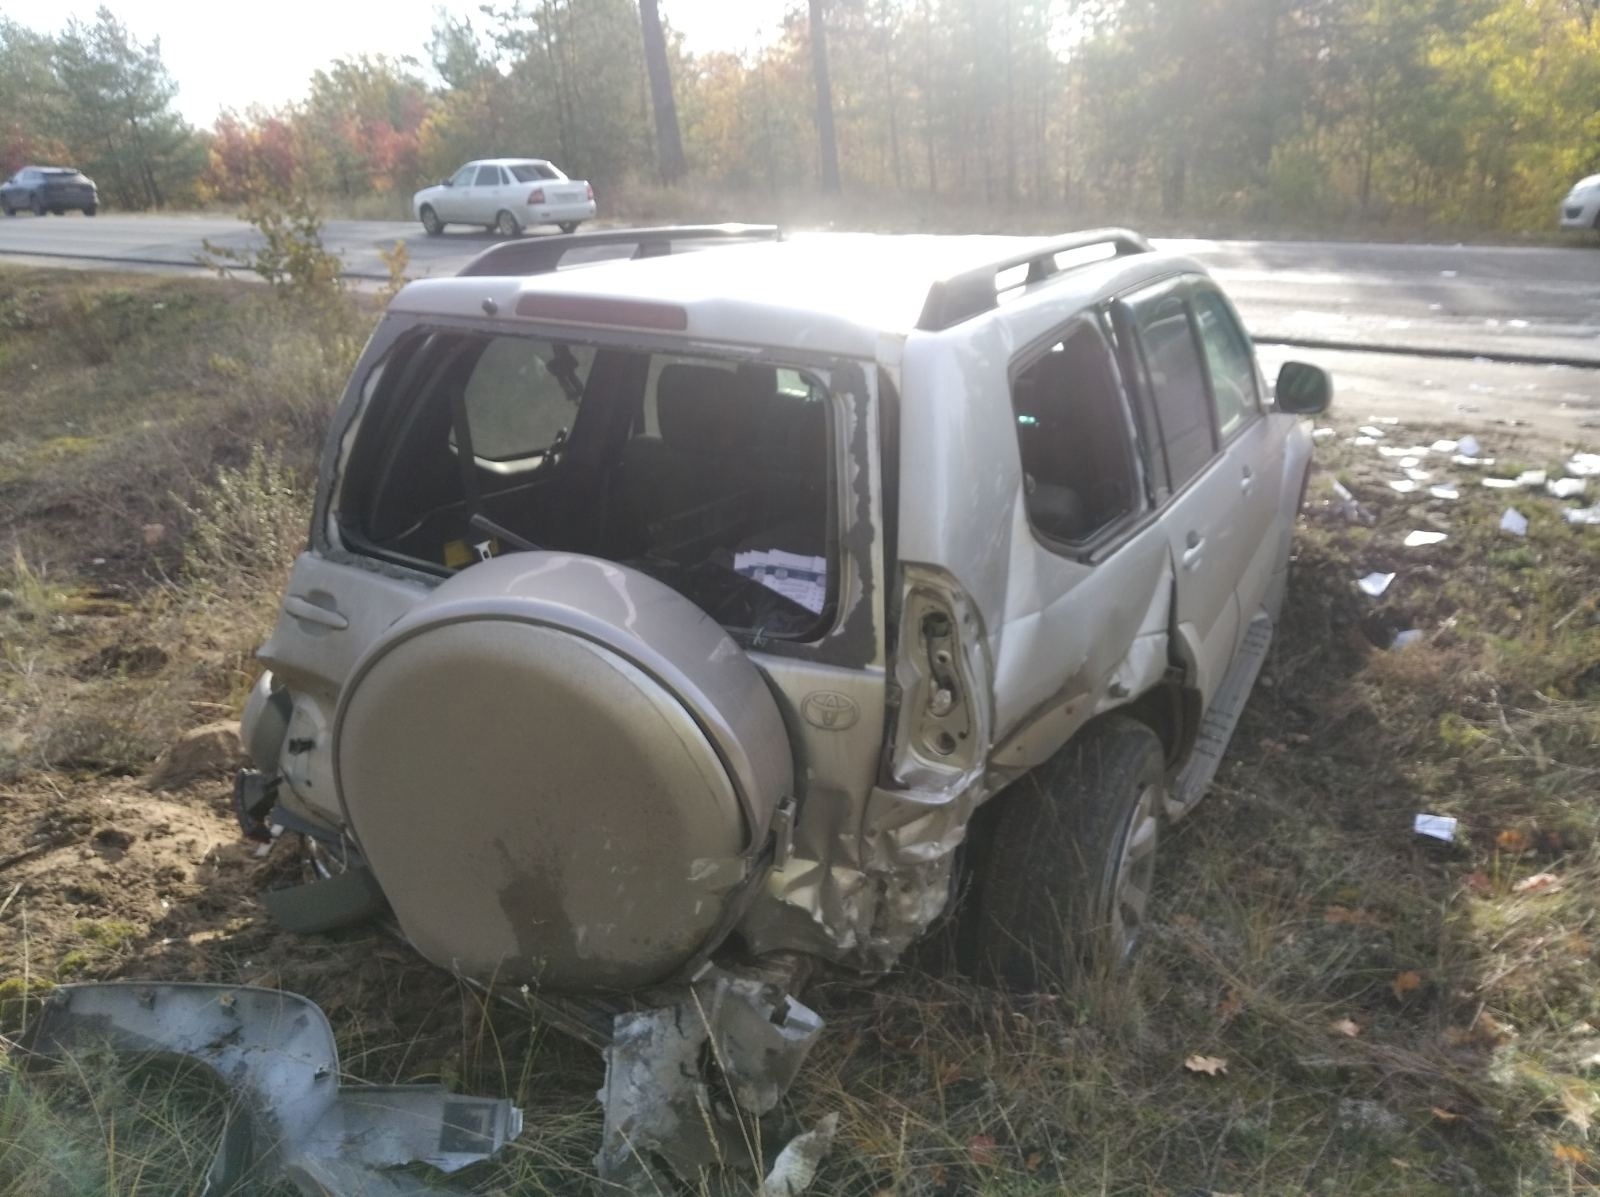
(332, 552, 793, 992)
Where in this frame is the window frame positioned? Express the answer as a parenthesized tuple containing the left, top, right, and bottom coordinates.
(450, 164, 476, 188)
(1114, 275, 1225, 501)
(1187, 283, 1264, 447)
(473, 164, 503, 187)
(1006, 312, 1152, 564)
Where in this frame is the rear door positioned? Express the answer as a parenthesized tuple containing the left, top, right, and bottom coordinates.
(1191, 285, 1283, 625)
(472, 164, 508, 224)
(1117, 282, 1239, 707)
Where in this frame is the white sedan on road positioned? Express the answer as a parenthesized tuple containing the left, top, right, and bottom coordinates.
(414, 159, 596, 238)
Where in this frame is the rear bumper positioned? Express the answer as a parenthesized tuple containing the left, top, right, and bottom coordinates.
(528, 199, 596, 224)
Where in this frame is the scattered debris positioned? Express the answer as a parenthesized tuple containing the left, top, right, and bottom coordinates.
(1548, 477, 1589, 499)
(1452, 454, 1497, 468)
(1392, 629, 1424, 649)
(1359, 425, 1388, 439)
(1329, 479, 1370, 522)
(1515, 470, 1548, 489)
(1388, 479, 1419, 494)
(1499, 508, 1529, 537)
(1358, 572, 1395, 597)
(1413, 814, 1458, 842)
(1404, 467, 1432, 482)
(1312, 427, 1336, 441)
(761, 1113, 841, 1197)
(1566, 506, 1600, 527)
(1513, 872, 1562, 895)
(1351, 435, 1378, 446)
(1329, 1018, 1363, 1038)
(1429, 485, 1460, 501)
(23, 983, 524, 1197)
(1184, 1055, 1229, 1076)
(1430, 439, 1459, 453)
(1457, 435, 1482, 458)
(1402, 531, 1447, 548)
(1482, 477, 1520, 489)
(1567, 453, 1600, 478)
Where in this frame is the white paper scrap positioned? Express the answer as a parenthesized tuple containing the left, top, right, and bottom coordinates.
(1500, 507, 1529, 536)
(1482, 477, 1520, 489)
(1429, 484, 1459, 500)
(733, 549, 829, 614)
(1358, 572, 1396, 597)
(1359, 425, 1388, 439)
(1403, 530, 1447, 547)
(1399, 456, 1422, 469)
(1430, 440, 1459, 453)
(1372, 416, 1400, 426)
(1351, 435, 1378, 446)
(1413, 814, 1458, 843)
(1515, 470, 1548, 489)
(1548, 477, 1588, 499)
(1457, 435, 1482, 458)
(1566, 505, 1600, 527)
(1452, 455, 1496, 468)
(1388, 479, 1419, 494)
(1567, 453, 1600, 478)
(1312, 427, 1336, 441)
(1404, 467, 1432, 482)
(1392, 629, 1425, 649)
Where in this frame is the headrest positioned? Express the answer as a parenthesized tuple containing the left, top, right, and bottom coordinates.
(655, 364, 775, 452)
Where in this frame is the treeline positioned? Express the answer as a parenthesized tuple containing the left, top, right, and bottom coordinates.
(3, 1, 1597, 230)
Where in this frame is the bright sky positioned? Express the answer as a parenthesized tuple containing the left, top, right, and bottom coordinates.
(8, 0, 794, 126)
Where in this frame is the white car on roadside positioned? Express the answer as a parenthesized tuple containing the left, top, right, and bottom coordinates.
(1559, 173, 1600, 233)
(413, 158, 596, 238)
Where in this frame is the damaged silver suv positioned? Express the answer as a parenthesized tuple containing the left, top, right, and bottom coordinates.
(236, 225, 1331, 1183)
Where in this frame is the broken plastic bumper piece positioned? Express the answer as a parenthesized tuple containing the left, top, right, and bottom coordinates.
(24, 982, 522, 1197)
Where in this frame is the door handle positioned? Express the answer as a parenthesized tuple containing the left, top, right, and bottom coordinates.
(283, 594, 348, 631)
(1241, 465, 1254, 494)
(1182, 532, 1205, 571)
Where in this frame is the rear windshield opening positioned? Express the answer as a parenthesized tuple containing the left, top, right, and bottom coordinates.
(339, 331, 837, 644)
(509, 162, 562, 182)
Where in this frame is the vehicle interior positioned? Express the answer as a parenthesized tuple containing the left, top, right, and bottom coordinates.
(339, 330, 837, 642)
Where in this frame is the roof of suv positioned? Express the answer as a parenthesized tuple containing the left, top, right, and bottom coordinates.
(389, 233, 1200, 359)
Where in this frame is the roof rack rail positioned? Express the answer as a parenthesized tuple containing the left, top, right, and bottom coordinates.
(915, 228, 1154, 332)
(456, 223, 782, 278)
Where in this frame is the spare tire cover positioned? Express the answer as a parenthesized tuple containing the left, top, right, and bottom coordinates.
(334, 553, 792, 991)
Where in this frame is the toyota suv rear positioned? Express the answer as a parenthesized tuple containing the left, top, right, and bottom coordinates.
(236, 225, 1331, 1185)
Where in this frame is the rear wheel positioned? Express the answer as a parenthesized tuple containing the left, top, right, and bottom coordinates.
(2, 203, 12, 217)
(84, 204, 97, 217)
(495, 209, 520, 237)
(419, 205, 442, 236)
(558, 221, 579, 234)
(31, 194, 45, 216)
(50, 207, 63, 216)
(976, 716, 1165, 990)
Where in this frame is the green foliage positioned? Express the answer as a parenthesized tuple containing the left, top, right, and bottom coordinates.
(199, 187, 344, 301)
(180, 446, 307, 600)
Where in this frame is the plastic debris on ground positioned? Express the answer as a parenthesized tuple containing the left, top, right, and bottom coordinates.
(1457, 434, 1482, 458)
(1398, 456, 1422, 469)
(1482, 477, 1520, 489)
(1548, 477, 1589, 499)
(1392, 629, 1425, 649)
(1329, 478, 1370, 522)
(1312, 427, 1336, 441)
(1388, 479, 1419, 494)
(1567, 506, 1600, 527)
(1452, 454, 1496, 467)
(1351, 435, 1378, 446)
(1500, 508, 1529, 537)
(1404, 467, 1432, 482)
(1430, 439, 1459, 453)
(1515, 470, 1548, 489)
(1429, 485, 1459, 501)
(1358, 572, 1396, 597)
(1403, 530, 1447, 547)
(1359, 425, 1388, 439)
(1567, 453, 1600, 478)
(1413, 814, 1458, 843)
(761, 1113, 840, 1197)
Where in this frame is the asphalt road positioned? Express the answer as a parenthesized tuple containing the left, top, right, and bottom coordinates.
(1, 212, 1595, 446)
(1, 212, 1595, 360)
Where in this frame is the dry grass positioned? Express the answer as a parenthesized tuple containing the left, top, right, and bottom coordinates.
(1, 265, 1598, 1194)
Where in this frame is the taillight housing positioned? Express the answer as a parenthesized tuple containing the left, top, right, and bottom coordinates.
(527, 187, 545, 204)
(585, 183, 594, 201)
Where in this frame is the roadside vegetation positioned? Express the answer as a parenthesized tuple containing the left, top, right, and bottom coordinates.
(1, 264, 1598, 1193)
(5, 1, 1599, 236)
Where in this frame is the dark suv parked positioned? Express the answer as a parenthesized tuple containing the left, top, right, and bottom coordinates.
(1, 165, 98, 216)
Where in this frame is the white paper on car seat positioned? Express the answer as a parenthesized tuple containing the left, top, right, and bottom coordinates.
(734, 549, 829, 614)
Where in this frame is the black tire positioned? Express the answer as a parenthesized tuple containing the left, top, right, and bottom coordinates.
(84, 205, 96, 217)
(558, 221, 580, 234)
(975, 715, 1165, 990)
(2, 204, 12, 217)
(495, 209, 520, 237)
(31, 194, 45, 216)
(419, 204, 442, 236)
(50, 207, 63, 216)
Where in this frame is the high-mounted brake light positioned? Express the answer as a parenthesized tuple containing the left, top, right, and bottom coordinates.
(515, 293, 688, 331)
(527, 187, 545, 204)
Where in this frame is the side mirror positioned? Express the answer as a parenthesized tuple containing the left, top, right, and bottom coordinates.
(1275, 361, 1332, 415)
(440, 177, 452, 187)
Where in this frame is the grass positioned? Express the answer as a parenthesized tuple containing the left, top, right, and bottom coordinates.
(0, 263, 1598, 1193)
